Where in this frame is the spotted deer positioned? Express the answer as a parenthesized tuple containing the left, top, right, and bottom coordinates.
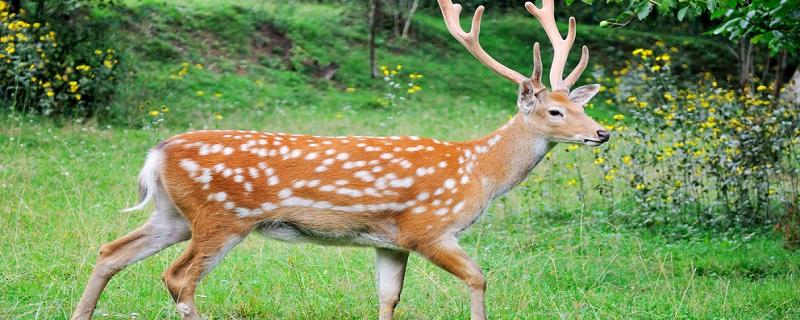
(72, 0, 609, 319)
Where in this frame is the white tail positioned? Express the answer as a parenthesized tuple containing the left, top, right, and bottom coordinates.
(72, 1, 609, 319)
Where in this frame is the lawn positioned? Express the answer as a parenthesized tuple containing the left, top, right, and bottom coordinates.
(1, 0, 799, 319)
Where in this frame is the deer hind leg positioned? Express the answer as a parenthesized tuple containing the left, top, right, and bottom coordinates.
(414, 239, 487, 320)
(375, 248, 410, 320)
(72, 206, 191, 320)
(161, 226, 247, 320)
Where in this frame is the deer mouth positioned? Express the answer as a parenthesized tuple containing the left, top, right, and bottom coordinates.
(583, 139, 604, 147)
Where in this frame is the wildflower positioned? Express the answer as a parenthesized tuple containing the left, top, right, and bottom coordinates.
(337, 112, 342, 119)
(613, 114, 625, 121)
(757, 85, 767, 91)
(213, 112, 222, 120)
(568, 179, 577, 186)
(396, 64, 402, 70)
(197, 91, 204, 95)
(651, 65, 661, 72)
(75, 94, 81, 100)
(46, 91, 54, 97)
(161, 106, 169, 112)
(594, 158, 605, 165)
(675, 180, 683, 187)
(149, 110, 159, 116)
(635, 184, 645, 190)
(195, 64, 203, 70)
(95, 50, 102, 55)
(214, 93, 222, 98)
(408, 88, 416, 94)
(346, 87, 356, 92)
(663, 93, 674, 101)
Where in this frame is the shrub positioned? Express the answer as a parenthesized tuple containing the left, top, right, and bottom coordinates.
(0, 0, 119, 118)
(589, 42, 799, 237)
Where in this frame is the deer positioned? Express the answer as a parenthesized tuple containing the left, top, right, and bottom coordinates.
(72, 0, 609, 319)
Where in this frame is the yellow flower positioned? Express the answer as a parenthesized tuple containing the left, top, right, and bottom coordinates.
(75, 94, 81, 100)
(594, 158, 605, 165)
(408, 88, 416, 94)
(197, 91, 204, 95)
(613, 114, 625, 120)
(213, 112, 222, 120)
(161, 106, 169, 112)
(94, 50, 102, 55)
(757, 85, 767, 91)
(651, 65, 661, 72)
(149, 110, 159, 116)
(396, 64, 402, 70)
(568, 179, 577, 186)
(635, 184, 645, 190)
(195, 64, 203, 70)
(337, 112, 342, 119)
(46, 91, 54, 97)
(675, 180, 683, 187)
(214, 93, 222, 98)
(346, 87, 356, 92)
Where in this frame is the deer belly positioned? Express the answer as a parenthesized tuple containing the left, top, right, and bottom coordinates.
(255, 217, 400, 249)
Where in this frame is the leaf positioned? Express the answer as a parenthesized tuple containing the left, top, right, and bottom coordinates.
(677, 6, 690, 21)
(706, 0, 717, 12)
(636, 1, 653, 20)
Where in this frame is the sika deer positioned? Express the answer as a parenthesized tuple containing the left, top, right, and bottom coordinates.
(72, 0, 609, 319)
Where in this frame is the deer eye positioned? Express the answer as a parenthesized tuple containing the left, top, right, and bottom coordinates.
(548, 109, 562, 117)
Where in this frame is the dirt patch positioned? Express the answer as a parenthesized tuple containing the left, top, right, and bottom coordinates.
(252, 24, 293, 59)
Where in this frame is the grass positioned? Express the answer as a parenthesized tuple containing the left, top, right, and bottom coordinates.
(2, 0, 799, 318)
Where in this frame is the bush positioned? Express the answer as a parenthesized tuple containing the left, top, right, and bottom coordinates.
(0, 0, 119, 118)
(589, 42, 800, 237)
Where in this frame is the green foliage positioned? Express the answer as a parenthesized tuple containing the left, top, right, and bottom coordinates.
(595, 0, 800, 55)
(0, 0, 120, 118)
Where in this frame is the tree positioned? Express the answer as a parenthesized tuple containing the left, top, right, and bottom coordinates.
(591, 0, 800, 93)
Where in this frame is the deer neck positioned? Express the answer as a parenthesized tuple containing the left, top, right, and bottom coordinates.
(464, 114, 555, 200)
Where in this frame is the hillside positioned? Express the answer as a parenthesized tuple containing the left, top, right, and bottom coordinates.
(99, 0, 742, 128)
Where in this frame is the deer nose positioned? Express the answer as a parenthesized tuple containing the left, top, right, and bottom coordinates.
(597, 130, 611, 142)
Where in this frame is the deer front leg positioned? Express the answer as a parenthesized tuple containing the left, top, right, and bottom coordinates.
(415, 239, 486, 320)
(375, 248, 410, 320)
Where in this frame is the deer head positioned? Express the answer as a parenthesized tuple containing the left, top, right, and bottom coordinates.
(439, 0, 610, 147)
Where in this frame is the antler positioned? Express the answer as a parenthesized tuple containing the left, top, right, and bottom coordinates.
(525, 0, 589, 92)
(438, 0, 527, 85)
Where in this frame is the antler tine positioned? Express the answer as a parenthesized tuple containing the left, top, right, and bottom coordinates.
(438, 0, 527, 84)
(525, 0, 588, 92)
(531, 42, 547, 93)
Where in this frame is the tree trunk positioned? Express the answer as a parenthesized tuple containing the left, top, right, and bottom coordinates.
(369, 0, 379, 78)
(772, 50, 788, 98)
(10, 0, 21, 14)
(401, 0, 418, 39)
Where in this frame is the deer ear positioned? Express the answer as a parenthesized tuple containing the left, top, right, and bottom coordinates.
(568, 84, 600, 105)
(517, 79, 538, 114)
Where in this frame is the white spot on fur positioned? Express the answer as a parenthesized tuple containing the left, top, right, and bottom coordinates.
(412, 206, 427, 214)
(305, 152, 319, 160)
(389, 177, 414, 188)
(278, 189, 293, 199)
(435, 208, 449, 215)
(268, 176, 279, 186)
(444, 178, 456, 189)
(354, 170, 375, 182)
(453, 201, 466, 214)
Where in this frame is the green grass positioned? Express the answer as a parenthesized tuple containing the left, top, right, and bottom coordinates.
(2, 0, 799, 319)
